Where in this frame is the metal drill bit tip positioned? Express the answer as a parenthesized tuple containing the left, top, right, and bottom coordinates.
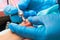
(18, 10, 26, 22)
(18, 10, 23, 16)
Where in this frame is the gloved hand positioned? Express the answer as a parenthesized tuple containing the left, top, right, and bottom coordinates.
(4, 0, 57, 23)
(8, 3, 59, 40)
(18, 0, 57, 18)
(4, 5, 23, 23)
(37, 4, 59, 16)
(8, 14, 60, 40)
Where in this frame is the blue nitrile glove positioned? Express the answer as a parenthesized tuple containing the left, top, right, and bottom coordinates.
(37, 4, 59, 16)
(28, 4, 59, 25)
(31, 4, 59, 27)
(23, 10, 36, 18)
(18, 0, 57, 18)
(9, 14, 60, 40)
(4, 5, 23, 23)
(18, 0, 56, 12)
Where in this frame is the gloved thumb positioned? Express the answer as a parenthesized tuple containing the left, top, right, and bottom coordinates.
(28, 16, 43, 25)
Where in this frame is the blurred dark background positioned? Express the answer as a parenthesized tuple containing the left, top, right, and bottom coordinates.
(0, 16, 10, 31)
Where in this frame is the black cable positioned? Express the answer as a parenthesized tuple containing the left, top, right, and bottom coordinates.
(7, 0, 9, 5)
